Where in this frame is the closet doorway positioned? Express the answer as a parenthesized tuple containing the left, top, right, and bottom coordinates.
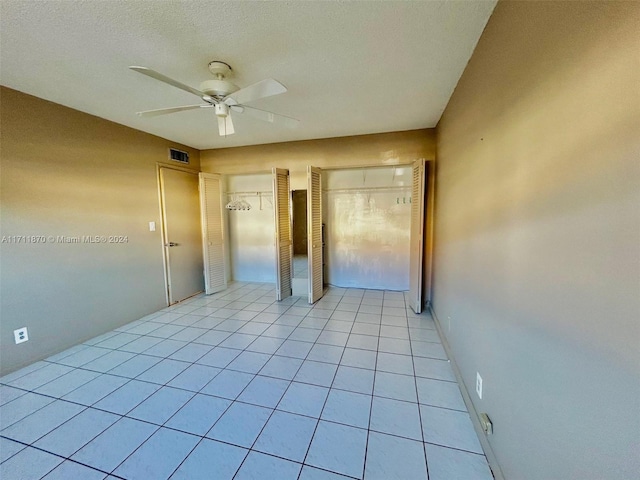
(318, 160, 427, 312)
(289, 165, 324, 304)
(291, 189, 308, 296)
(225, 173, 276, 284)
(200, 169, 292, 301)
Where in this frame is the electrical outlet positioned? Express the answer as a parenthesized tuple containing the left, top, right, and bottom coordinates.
(479, 413, 493, 434)
(476, 372, 483, 399)
(14, 327, 29, 344)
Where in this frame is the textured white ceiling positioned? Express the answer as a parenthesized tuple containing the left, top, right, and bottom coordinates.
(0, 0, 496, 150)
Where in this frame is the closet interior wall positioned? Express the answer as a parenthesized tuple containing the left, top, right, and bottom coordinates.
(224, 173, 275, 283)
(323, 166, 413, 291)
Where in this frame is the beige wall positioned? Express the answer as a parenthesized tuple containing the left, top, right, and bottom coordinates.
(201, 129, 435, 189)
(433, 2, 640, 479)
(0, 87, 200, 374)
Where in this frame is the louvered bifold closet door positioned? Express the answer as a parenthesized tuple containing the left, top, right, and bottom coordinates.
(408, 159, 426, 313)
(199, 173, 227, 294)
(307, 166, 323, 304)
(273, 168, 292, 301)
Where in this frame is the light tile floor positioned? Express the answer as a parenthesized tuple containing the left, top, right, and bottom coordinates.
(0, 282, 494, 480)
(293, 255, 308, 279)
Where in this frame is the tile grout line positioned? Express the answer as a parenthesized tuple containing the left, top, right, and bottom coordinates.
(297, 288, 360, 479)
(91, 282, 276, 478)
(228, 290, 337, 479)
(0, 282, 265, 476)
(0, 434, 121, 479)
(1, 283, 483, 480)
(360, 290, 386, 480)
(406, 294, 431, 480)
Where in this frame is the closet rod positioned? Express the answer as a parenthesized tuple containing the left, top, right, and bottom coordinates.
(225, 190, 272, 196)
(323, 185, 412, 193)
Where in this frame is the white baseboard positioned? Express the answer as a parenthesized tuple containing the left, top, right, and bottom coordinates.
(428, 305, 505, 480)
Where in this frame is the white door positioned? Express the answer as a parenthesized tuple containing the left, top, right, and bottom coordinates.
(307, 166, 323, 304)
(273, 168, 292, 301)
(408, 159, 426, 313)
(199, 172, 227, 295)
(159, 167, 204, 304)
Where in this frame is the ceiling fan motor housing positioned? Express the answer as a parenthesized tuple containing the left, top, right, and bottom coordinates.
(200, 79, 239, 98)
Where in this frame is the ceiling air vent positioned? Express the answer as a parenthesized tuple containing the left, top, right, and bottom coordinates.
(169, 148, 189, 164)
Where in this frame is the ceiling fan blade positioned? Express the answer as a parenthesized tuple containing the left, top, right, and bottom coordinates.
(130, 66, 211, 100)
(218, 115, 235, 136)
(136, 104, 211, 117)
(226, 79, 287, 105)
(235, 105, 299, 129)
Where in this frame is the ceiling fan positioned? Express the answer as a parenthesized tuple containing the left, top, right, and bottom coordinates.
(129, 61, 299, 136)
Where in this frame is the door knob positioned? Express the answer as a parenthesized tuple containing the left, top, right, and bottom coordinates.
(166, 242, 179, 247)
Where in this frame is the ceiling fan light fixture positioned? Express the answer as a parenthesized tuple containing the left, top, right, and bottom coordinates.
(214, 103, 230, 118)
